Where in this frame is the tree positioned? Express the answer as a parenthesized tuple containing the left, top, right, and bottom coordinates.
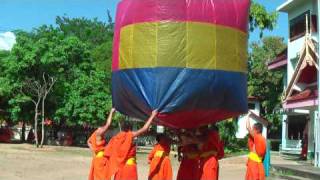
(0, 26, 99, 146)
(55, 15, 113, 48)
(18, 74, 56, 147)
(21, 79, 43, 147)
(0, 50, 10, 122)
(249, 1, 278, 35)
(55, 15, 114, 72)
(40, 73, 56, 147)
(0, 50, 9, 73)
(217, 119, 238, 147)
(55, 70, 112, 126)
(248, 36, 286, 137)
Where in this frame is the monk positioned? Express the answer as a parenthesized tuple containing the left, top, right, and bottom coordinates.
(300, 117, 309, 160)
(148, 134, 173, 180)
(197, 125, 224, 180)
(104, 110, 158, 180)
(88, 108, 115, 180)
(177, 143, 200, 180)
(246, 113, 267, 180)
(176, 129, 200, 180)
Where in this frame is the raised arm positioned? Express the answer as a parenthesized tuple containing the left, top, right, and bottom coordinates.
(87, 138, 95, 156)
(246, 112, 254, 137)
(132, 110, 158, 137)
(87, 139, 93, 150)
(96, 108, 116, 136)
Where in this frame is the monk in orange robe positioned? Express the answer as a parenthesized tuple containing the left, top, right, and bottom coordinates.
(197, 125, 224, 180)
(148, 134, 173, 180)
(245, 113, 267, 180)
(177, 144, 200, 180)
(301, 117, 309, 160)
(88, 108, 115, 180)
(104, 110, 157, 180)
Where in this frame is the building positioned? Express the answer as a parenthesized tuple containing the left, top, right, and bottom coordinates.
(236, 96, 269, 139)
(268, 0, 320, 166)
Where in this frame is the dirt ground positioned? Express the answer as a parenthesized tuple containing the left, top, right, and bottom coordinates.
(0, 143, 248, 180)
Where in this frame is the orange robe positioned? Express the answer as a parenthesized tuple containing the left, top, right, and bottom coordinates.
(104, 131, 136, 180)
(88, 131, 109, 180)
(177, 144, 200, 180)
(199, 131, 224, 180)
(148, 140, 173, 180)
(114, 144, 137, 180)
(245, 134, 266, 180)
(301, 135, 308, 159)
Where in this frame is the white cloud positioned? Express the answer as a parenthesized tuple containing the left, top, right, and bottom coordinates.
(0, 32, 16, 51)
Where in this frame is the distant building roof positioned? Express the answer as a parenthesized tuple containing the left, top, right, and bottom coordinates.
(283, 37, 318, 102)
(249, 110, 270, 126)
(248, 96, 259, 101)
(267, 48, 287, 70)
(277, 0, 307, 13)
(287, 88, 318, 103)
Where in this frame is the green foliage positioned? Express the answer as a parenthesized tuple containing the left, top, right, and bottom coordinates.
(0, 50, 9, 72)
(217, 119, 248, 154)
(56, 16, 113, 47)
(217, 119, 238, 146)
(0, 50, 10, 95)
(55, 70, 112, 126)
(0, 17, 114, 127)
(92, 41, 113, 72)
(249, 1, 278, 35)
(248, 36, 286, 136)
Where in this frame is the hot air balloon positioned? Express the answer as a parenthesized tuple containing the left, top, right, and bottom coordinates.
(112, 0, 250, 129)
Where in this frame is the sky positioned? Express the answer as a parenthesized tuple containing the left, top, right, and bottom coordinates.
(0, 0, 288, 50)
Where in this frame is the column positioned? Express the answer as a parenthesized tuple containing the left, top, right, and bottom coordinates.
(316, 0, 320, 167)
(314, 111, 320, 167)
(282, 114, 288, 150)
(308, 111, 315, 159)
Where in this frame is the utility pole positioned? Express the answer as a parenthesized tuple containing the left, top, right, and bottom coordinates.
(316, 0, 320, 168)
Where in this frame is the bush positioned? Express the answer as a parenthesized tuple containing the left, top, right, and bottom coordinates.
(269, 139, 280, 151)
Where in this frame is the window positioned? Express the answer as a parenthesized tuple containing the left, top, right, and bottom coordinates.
(289, 11, 310, 41)
(311, 15, 317, 32)
(248, 103, 255, 110)
(291, 57, 299, 69)
(287, 115, 307, 140)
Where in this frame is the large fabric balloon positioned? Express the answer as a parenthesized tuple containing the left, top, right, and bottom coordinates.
(112, 0, 250, 128)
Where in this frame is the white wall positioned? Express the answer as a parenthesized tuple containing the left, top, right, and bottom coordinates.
(281, 114, 288, 149)
(236, 100, 267, 139)
(308, 111, 315, 154)
(236, 115, 267, 139)
(286, 0, 318, 86)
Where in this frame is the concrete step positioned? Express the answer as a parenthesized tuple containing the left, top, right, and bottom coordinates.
(271, 164, 320, 180)
(280, 151, 301, 158)
(270, 173, 314, 180)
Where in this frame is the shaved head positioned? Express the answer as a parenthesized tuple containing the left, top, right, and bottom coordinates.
(253, 123, 263, 134)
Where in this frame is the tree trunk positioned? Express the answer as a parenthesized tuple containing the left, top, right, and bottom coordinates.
(21, 120, 25, 143)
(34, 103, 39, 147)
(40, 96, 46, 148)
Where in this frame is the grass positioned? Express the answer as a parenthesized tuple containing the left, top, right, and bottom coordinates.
(281, 170, 295, 176)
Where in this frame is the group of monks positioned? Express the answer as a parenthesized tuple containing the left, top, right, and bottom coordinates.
(87, 109, 267, 180)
